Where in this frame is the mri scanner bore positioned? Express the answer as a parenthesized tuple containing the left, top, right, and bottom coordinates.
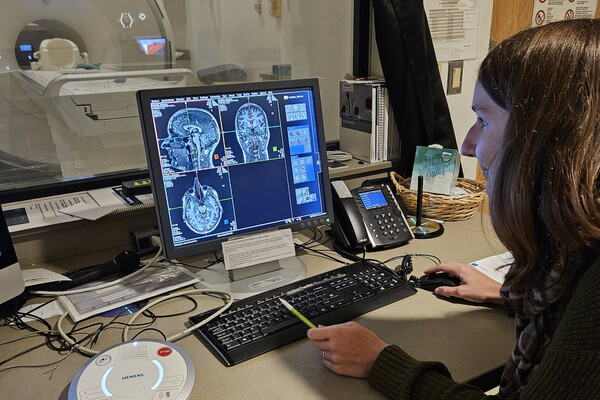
(0, 0, 193, 192)
(151, 91, 289, 245)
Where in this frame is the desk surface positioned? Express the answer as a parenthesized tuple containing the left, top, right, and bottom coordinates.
(0, 214, 514, 399)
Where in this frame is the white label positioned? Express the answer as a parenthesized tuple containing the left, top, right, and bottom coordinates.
(222, 228, 296, 270)
(248, 275, 285, 290)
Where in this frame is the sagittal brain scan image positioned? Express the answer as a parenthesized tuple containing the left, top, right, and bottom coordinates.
(235, 103, 270, 162)
(182, 177, 224, 234)
(162, 108, 221, 170)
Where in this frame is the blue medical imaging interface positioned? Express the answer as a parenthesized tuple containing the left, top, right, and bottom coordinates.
(147, 86, 328, 249)
(359, 190, 389, 210)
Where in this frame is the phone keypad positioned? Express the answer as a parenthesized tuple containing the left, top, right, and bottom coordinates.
(368, 212, 409, 241)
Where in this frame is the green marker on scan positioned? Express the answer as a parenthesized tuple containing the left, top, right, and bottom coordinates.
(279, 298, 317, 329)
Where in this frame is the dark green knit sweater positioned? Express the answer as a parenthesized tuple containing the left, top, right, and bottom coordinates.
(367, 255, 600, 399)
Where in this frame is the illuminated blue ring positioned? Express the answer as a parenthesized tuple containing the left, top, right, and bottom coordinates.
(151, 360, 164, 390)
(101, 366, 114, 397)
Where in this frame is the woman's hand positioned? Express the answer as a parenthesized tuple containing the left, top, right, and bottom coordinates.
(424, 262, 504, 304)
(307, 321, 387, 378)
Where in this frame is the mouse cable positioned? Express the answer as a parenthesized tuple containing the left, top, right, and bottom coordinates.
(382, 253, 441, 266)
(31, 240, 163, 297)
(332, 240, 375, 264)
(330, 241, 399, 277)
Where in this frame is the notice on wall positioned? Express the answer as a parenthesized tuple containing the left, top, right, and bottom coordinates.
(532, 0, 597, 27)
(424, 0, 480, 62)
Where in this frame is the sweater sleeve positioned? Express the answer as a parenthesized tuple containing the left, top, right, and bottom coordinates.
(367, 345, 492, 400)
(367, 256, 600, 400)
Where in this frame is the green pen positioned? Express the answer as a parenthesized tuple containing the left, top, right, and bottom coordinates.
(279, 298, 317, 329)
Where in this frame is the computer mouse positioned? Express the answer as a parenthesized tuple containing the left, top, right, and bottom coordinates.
(418, 272, 461, 292)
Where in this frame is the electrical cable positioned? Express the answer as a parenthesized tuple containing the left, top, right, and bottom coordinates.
(48, 312, 155, 355)
(327, 150, 352, 161)
(130, 328, 167, 341)
(123, 289, 234, 343)
(382, 253, 441, 266)
(141, 295, 197, 318)
(294, 242, 347, 264)
(55, 288, 233, 355)
(0, 331, 57, 346)
(56, 311, 106, 356)
(0, 351, 72, 373)
(170, 251, 223, 270)
(0, 340, 48, 367)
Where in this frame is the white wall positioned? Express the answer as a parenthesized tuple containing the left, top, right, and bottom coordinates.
(370, 1, 493, 179)
(445, 1, 493, 180)
(165, 0, 353, 143)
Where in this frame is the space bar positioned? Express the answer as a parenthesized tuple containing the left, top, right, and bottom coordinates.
(262, 317, 301, 335)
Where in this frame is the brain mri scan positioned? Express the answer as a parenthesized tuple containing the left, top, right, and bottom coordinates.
(162, 108, 221, 170)
(235, 103, 270, 163)
(182, 177, 223, 234)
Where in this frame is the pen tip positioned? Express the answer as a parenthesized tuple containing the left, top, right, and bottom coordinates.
(279, 298, 291, 309)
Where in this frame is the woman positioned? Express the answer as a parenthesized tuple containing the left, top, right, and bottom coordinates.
(308, 19, 600, 399)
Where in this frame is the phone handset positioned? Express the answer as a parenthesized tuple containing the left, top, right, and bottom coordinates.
(331, 180, 370, 250)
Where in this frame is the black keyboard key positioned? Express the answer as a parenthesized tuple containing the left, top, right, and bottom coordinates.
(261, 316, 301, 335)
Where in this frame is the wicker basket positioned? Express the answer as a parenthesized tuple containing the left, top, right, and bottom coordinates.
(390, 171, 487, 221)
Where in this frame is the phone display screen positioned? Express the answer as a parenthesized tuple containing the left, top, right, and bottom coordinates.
(359, 190, 388, 210)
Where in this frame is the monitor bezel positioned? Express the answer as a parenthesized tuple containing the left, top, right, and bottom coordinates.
(137, 78, 334, 261)
(0, 202, 25, 305)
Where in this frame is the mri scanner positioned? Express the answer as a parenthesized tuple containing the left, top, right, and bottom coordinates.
(0, 0, 194, 190)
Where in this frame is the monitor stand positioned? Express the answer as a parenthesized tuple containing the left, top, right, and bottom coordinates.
(193, 256, 307, 299)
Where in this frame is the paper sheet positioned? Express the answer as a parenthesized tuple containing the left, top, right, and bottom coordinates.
(58, 265, 199, 321)
(424, 0, 480, 62)
(470, 251, 513, 283)
(22, 268, 72, 287)
(58, 186, 154, 220)
(17, 300, 65, 323)
(4, 193, 92, 232)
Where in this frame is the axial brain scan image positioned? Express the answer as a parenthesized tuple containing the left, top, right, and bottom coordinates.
(182, 177, 224, 234)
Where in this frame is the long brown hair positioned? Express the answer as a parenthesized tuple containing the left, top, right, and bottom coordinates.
(479, 19, 600, 291)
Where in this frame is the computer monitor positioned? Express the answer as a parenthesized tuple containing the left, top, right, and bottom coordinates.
(135, 36, 166, 56)
(137, 78, 334, 297)
(0, 202, 25, 314)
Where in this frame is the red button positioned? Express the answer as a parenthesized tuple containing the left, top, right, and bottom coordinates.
(157, 347, 172, 357)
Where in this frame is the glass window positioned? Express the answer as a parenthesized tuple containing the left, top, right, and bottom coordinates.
(0, 0, 352, 199)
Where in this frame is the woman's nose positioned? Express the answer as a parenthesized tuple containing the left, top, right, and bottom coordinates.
(461, 127, 477, 157)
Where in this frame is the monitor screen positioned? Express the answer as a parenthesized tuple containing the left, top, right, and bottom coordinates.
(135, 36, 166, 56)
(137, 79, 334, 261)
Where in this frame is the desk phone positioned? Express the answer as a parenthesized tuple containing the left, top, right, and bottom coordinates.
(331, 180, 414, 252)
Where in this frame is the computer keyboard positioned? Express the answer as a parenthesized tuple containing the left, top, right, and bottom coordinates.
(189, 260, 416, 366)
